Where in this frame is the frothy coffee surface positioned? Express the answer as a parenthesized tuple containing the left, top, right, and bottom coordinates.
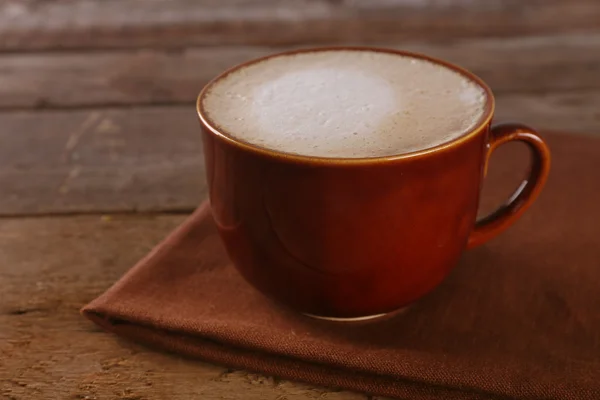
(201, 50, 488, 158)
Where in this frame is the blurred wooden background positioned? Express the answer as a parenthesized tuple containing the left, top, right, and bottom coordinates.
(1, 1, 599, 399)
(1, 0, 600, 216)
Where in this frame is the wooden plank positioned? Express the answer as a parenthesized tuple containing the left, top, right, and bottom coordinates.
(0, 107, 207, 216)
(1, 93, 599, 216)
(0, 215, 368, 400)
(1, 0, 600, 51)
(495, 92, 600, 133)
(2, 34, 600, 109)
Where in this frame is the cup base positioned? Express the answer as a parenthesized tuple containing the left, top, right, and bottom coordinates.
(303, 306, 409, 323)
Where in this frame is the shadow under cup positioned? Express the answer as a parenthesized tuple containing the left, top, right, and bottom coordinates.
(196, 47, 551, 321)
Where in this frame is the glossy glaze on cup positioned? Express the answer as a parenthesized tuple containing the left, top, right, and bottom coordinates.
(197, 47, 551, 319)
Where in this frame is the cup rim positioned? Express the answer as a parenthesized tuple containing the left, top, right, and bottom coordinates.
(196, 46, 495, 165)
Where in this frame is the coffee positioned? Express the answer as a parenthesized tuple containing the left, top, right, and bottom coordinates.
(201, 50, 488, 158)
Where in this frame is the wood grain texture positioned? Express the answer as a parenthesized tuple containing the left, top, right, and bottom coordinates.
(0, 215, 373, 400)
(1, 0, 600, 51)
(0, 107, 206, 216)
(1, 95, 599, 217)
(2, 34, 600, 109)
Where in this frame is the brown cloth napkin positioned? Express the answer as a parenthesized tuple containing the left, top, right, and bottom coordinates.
(83, 132, 600, 400)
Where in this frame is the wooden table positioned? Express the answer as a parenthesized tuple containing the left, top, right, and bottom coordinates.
(1, 1, 599, 398)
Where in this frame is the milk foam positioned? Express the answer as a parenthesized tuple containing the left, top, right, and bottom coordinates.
(201, 50, 488, 158)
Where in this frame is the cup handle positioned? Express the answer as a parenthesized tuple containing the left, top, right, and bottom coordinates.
(467, 123, 551, 249)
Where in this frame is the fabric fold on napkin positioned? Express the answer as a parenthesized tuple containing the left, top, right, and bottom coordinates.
(83, 133, 600, 400)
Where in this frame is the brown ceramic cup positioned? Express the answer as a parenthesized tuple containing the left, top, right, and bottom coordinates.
(196, 47, 551, 320)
